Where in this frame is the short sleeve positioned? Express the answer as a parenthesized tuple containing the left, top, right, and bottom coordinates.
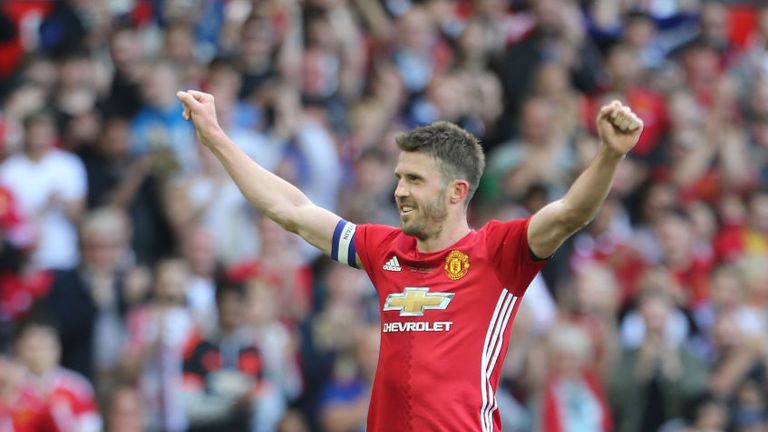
(57, 153, 87, 201)
(484, 218, 548, 297)
(353, 224, 400, 288)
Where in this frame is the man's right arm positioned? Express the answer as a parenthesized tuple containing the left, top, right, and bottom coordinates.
(177, 90, 360, 267)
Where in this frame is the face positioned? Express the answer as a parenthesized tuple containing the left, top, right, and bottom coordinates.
(16, 326, 61, 375)
(748, 193, 768, 233)
(24, 119, 56, 155)
(100, 118, 132, 158)
(218, 290, 244, 330)
(394, 152, 450, 240)
(182, 228, 215, 276)
(108, 387, 144, 432)
(154, 261, 188, 305)
(640, 296, 671, 336)
(82, 230, 124, 274)
(519, 97, 555, 144)
(141, 63, 179, 108)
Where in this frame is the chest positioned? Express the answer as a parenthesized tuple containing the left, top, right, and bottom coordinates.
(2, 159, 63, 211)
(373, 248, 500, 322)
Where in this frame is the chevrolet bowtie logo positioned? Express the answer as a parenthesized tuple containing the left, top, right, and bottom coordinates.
(383, 287, 454, 316)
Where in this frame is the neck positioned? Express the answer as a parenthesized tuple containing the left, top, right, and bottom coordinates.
(219, 325, 236, 337)
(416, 215, 471, 253)
(26, 150, 46, 161)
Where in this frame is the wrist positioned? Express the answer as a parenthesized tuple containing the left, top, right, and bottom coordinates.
(201, 125, 226, 147)
(597, 143, 626, 161)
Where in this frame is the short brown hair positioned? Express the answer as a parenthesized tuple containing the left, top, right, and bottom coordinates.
(395, 121, 485, 203)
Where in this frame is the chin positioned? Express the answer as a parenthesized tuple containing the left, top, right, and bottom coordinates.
(402, 224, 427, 240)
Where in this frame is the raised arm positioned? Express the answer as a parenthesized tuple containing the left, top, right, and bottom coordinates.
(177, 90, 360, 268)
(527, 100, 643, 258)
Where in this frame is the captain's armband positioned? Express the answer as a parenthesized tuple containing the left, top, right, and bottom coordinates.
(331, 219, 359, 268)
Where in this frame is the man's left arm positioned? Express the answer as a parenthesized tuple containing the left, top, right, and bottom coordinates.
(527, 100, 644, 259)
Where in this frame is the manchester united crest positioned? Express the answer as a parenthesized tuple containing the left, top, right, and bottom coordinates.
(444, 250, 469, 280)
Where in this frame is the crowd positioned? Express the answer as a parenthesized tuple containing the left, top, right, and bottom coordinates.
(0, 0, 767, 431)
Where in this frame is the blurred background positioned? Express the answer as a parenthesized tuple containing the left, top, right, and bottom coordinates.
(0, 0, 767, 431)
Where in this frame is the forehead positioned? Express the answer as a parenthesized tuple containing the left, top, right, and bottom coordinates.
(395, 151, 440, 175)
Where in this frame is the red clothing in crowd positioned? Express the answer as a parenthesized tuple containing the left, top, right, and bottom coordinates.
(540, 370, 613, 432)
(38, 368, 101, 432)
(0, 385, 56, 432)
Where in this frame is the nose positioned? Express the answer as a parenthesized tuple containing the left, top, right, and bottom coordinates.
(394, 179, 409, 200)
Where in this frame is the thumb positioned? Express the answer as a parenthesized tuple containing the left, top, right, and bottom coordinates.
(176, 91, 201, 107)
(176, 91, 200, 121)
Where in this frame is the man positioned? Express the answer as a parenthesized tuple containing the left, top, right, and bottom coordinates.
(176, 89, 643, 431)
(13, 318, 102, 432)
(182, 282, 284, 432)
(41, 207, 133, 384)
(0, 110, 87, 270)
(0, 353, 56, 432)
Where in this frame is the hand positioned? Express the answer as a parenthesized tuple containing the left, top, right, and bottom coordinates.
(596, 100, 644, 157)
(44, 191, 63, 213)
(176, 90, 223, 148)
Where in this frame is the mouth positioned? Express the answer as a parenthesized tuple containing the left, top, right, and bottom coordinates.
(399, 204, 416, 217)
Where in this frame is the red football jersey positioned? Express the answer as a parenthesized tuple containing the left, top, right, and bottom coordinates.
(354, 217, 546, 431)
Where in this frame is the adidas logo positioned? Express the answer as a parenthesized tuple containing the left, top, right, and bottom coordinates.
(383, 256, 402, 272)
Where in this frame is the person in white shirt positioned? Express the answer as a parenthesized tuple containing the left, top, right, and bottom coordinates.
(0, 111, 87, 270)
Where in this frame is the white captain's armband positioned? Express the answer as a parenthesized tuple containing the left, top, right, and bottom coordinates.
(331, 219, 359, 268)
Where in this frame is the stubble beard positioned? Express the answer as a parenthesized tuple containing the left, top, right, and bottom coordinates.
(400, 193, 449, 241)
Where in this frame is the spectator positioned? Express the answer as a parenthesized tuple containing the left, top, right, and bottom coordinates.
(104, 385, 145, 432)
(0, 110, 87, 270)
(40, 207, 136, 385)
(0, 353, 56, 431)
(535, 323, 613, 432)
(102, 25, 144, 119)
(13, 317, 102, 432)
(484, 96, 577, 201)
(706, 308, 766, 402)
(182, 282, 285, 432)
(164, 146, 259, 266)
(318, 324, 378, 432)
(122, 259, 196, 432)
(131, 60, 197, 173)
(245, 278, 303, 403)
(715, 188, 768, 263)
(609, 290, 707, 432)
(180, 225, 221, 333)
(78, 114, 175, 264)
(391, 6, 448, 96)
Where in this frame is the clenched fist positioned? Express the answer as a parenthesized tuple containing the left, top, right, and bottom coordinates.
(596, 100, 644, 157)
(177, 90, 223, 148)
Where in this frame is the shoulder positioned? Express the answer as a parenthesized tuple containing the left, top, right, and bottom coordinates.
(0, 154, 26, 174)
(355, 223, 405, 249)
(479, 218, 531, 237)
(46, 149, 85, 170)
(358, 223, 401, 239)
(54, 368, 96, 398)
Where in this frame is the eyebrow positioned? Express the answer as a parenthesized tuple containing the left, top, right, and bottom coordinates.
(394, 171, 425, 181)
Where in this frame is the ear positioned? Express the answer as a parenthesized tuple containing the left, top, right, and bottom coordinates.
(449, 180, 470, 205)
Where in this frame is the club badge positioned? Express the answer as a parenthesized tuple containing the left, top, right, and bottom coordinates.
(444, 250, 469, 280)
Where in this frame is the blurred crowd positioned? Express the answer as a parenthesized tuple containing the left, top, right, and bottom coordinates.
(0, 0, 767, 431)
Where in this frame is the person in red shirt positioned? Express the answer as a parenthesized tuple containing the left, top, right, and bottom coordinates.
(0, 354, 56, 432)
(176, 89, 644, 431)
(13, 319, 102, 432)
(715, 188, 768, 262)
